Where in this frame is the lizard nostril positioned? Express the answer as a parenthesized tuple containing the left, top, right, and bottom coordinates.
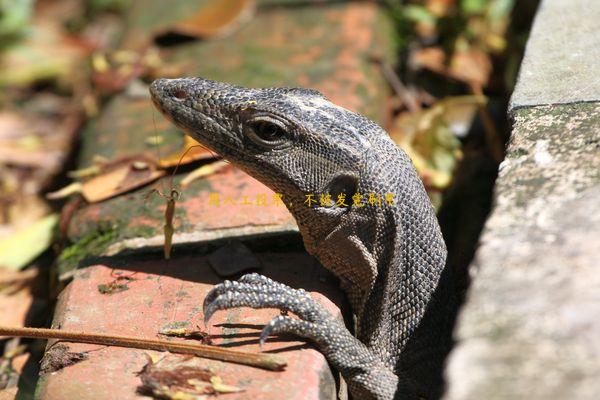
(173, 88, 188, 100)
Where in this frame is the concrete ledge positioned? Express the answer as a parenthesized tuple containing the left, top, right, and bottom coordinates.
(445, 103, 600, 399)
(447, 1, 600, 397)
(510, 0, 600, 109)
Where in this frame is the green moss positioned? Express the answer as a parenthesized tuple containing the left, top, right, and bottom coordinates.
(507, 147, 528, 158)
(57, 222, 120, 277)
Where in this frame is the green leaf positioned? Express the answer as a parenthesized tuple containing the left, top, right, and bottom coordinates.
(0, 214, 58, 271)
(488, 0, 515, 21)
(402, 5, 436, 24)
(0, 0, 34, 47)
(461, 0, 487, 14)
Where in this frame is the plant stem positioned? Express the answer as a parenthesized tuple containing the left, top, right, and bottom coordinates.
(0, 326, 286, 371)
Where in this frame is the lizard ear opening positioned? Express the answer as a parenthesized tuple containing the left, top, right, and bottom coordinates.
(325, 173, 358, 209)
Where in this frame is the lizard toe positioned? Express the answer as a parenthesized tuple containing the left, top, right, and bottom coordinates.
(259, 315, 321, 347)
(202, 279, 325, 324)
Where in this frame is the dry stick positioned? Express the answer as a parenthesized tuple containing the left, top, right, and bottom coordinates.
(0, 326, 286, 371)
(371, 55, 420, 112)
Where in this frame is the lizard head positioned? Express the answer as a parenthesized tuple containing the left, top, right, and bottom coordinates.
(150, 77, 408, 293)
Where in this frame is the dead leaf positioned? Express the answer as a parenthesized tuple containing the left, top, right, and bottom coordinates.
(80, 157, 165, 203)
(181, 160, 229, 188)
(390, 96, 486, 191)
(411, 45, 492, 87)
(209, 376, 243, 394)
(158, 136, 216, 169)
(0, 19, 90, 88)
(0, 214, 58, 271)
(46, 183, 83, 200)
(139, 355, 243, 399)
(40, 344, 88, 374)
(449, 47, 492, 88)
(161, 0, 256, 39)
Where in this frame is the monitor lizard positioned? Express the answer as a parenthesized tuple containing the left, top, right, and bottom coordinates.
(150, 78, 454, 400)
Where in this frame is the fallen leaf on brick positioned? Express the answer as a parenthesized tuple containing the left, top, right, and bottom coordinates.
(158, 136, 216, 169)
(158, 0, 256, 39)
(139, 355, 243, 399)
(180, 159, 229, 188)
(40, 344, 88, 374)
(80, 157, 165, 203)
(45, 182, 83, 200)
(208, 376, 243, 394)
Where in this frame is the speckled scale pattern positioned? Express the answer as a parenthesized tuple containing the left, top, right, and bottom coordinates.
(150, 78, 449, 400)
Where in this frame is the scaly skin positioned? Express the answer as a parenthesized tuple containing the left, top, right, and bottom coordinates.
(150, 78, 452, 399)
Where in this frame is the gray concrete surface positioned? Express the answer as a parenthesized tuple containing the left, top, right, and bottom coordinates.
(445, 104, 600, 399)
(510, 0, 600, 110)
(445, 0, 600, 398)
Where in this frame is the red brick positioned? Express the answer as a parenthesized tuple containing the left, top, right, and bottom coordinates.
(38, 252, 345, 400)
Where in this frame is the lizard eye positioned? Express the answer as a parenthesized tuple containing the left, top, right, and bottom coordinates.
(247, 120, 288, 147)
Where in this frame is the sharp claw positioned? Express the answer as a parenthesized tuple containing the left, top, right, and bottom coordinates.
(203, 301, 218, 327)
(259, 318, 278, 347)
(202, 293, 215, 317)
(202, 280, 235, 319)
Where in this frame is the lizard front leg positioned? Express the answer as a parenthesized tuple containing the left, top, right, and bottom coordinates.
(203, 273, 402, 400)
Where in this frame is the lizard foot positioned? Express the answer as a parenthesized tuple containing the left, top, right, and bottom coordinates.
(202, 273, 333, 346)
(203, 273, 401, 399)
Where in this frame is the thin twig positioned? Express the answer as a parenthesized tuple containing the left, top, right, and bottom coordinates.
(370, 55, 420, 112)
(0, 326, 286, 371)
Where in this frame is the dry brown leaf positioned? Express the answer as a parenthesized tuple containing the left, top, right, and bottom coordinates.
(139, 355, 243, 399)
(181, 160, 229, 188)
(389, 96, 486, 191)
(449, 48, 492, 88)
(411, 47, 447, 76)
(81, 158, 165, 203)
(163, 0, 256, 39)
(158, 136, 216, 168)
(209, 376, 243, 394)
(411, 46, 492, 87)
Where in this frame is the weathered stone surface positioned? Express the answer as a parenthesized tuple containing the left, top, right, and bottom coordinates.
(509, 0, 600, 109)
(37, 252, 345, 400)
(445, 103, 600, 399)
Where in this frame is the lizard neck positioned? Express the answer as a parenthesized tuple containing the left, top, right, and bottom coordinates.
(303, 138, 448, 366)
